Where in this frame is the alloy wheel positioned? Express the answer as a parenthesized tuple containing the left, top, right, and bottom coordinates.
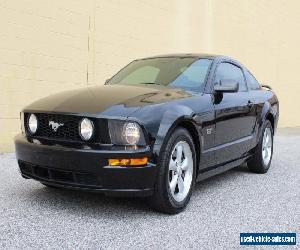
(168, 141, 193, 202)
(262, 127, 272, 166)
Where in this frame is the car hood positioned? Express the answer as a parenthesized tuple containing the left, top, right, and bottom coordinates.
(24, 84, 193, 117)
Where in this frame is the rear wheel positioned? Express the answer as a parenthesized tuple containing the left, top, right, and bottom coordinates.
(248, 120, 273, 173)
(149, 127, 196, 214)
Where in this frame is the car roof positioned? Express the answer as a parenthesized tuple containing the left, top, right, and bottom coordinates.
(137, 53, 244, 69)
(140, 53, 223, 60)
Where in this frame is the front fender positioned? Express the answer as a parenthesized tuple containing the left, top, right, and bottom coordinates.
(151, 104, 199, 161)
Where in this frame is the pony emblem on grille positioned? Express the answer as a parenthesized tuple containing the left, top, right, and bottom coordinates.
(49, 121, 64, 132)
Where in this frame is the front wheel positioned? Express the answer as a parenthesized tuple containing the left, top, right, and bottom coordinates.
(248, 120, 274, 173)
(149, 127, 196, 214)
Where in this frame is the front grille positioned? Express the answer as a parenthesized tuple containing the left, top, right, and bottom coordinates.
(24, 113, 110, 144)
(19, 161, 100, 187)
(26, 113, 83, 141)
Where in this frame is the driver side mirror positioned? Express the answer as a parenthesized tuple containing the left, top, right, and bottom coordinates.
(214, 80, 239, 93)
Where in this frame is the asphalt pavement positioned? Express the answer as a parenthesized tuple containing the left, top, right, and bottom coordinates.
(0, 128, 299, 249)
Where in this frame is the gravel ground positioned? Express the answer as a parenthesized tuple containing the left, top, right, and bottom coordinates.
(0, 129, 299, 249)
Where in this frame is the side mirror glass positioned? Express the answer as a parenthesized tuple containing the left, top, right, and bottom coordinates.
(214, 80, 239, 93)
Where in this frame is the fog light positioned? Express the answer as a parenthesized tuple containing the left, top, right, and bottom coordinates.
(79, 118, 94, 141)
(108, 157, 148, 166)
(28, 113, 38, 134)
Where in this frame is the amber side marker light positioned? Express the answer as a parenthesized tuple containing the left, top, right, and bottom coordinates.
(109, 157, 148, 166)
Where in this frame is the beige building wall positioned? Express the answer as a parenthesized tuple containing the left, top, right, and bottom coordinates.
(0, 0, 204, 152)
(1, 0, 300, 152)
(206, 0, 300, 128)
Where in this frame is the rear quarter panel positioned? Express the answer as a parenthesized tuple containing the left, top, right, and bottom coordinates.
(251, 89, 279, 145)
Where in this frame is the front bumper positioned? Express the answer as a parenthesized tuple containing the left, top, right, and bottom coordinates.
(14, 134, 157, 197)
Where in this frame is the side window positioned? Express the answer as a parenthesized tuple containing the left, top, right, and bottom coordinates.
(170, 59, 212, 92)
(214, 62, 247, 92)
(245, 70, 260, 90)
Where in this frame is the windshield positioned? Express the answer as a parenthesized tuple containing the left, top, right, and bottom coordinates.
(107, 57, 212, 92)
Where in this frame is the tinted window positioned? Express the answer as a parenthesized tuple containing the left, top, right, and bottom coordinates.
(108, 58, 212, 92)
(245, 70, 260, 90)
(214, 63, 247, 92)
(170, 59, 212, 91)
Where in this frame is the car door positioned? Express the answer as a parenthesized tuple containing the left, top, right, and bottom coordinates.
(212, 62, 256, 164)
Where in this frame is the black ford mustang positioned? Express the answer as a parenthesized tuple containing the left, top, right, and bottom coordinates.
(15, 54, 279, 214)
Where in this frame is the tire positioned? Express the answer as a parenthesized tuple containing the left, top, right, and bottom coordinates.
(248, 120, 274, 173)
(149, 127, 196, 214)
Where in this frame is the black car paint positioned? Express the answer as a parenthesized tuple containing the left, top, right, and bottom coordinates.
(15, 54, 279, 195)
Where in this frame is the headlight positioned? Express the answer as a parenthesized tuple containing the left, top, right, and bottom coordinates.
(28, 113, 38, 134)
(123, 122, 140, 145)
(108, 120, 146, 146)
(79, 118, 94, 141)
